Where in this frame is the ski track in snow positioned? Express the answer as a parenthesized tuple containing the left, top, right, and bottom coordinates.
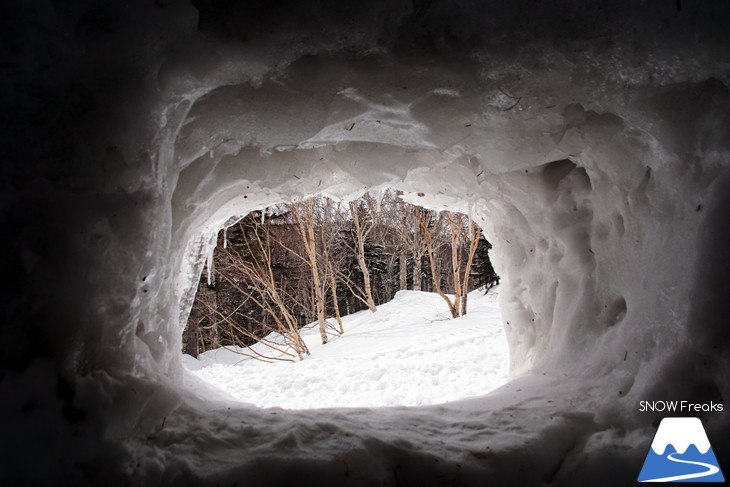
(185, 288, 509, 409)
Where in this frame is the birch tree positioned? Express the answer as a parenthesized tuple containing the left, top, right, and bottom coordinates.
(422, 212, 458, 317)
(396, 202, 432, 291)
(445, 213, 481, 316)
(348, 197, 378, 312)
(289, 198, 330, 344)
(459, 219, 481, 314)
(318, 197, 347, 334)
(423, 210, 482, 318)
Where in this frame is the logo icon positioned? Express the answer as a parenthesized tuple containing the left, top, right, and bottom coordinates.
(638, 417, 725, 482)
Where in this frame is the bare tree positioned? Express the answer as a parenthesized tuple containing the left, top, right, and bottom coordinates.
(422, 210, 482, 318)
(377, 190, 409, 292)
(422, 212, 458, 317)
(460, 219, 481, 314)
(366, 190, 401, 303)
(348, 197, 378, 312)
(289, 198, 330, 344)
(217, 219, 310, 360)
(184, 191, 493, 359)
(194, 284, 303, 362)
(394, 198, 431, 291)
(445, 212, 483, 316)
(319, 197, 348, 334)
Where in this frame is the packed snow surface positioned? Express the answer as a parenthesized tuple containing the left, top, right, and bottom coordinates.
(184, 288, 508, 409)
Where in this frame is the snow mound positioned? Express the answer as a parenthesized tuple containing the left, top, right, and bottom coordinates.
(185, 288, 508, 409)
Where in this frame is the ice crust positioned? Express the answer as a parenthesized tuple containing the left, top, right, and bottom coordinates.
(2, 0, 730, 485)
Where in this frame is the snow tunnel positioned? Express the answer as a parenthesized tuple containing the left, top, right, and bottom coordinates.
(4, 1, 730, 485)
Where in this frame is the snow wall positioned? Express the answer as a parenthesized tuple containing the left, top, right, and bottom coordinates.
(2, 1, 729, 485)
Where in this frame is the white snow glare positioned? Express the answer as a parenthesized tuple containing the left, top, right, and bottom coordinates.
(2, 1, 730, 486)
(185, 289, 509, 409)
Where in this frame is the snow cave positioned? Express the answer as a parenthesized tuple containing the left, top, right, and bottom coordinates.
(3, 1, 729, 485)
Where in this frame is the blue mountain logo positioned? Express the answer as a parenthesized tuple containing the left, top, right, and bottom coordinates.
(638, 417, 725, 482)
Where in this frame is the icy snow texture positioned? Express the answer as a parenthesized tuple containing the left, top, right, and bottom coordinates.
(2, 0, 730, 486)
(187, 289, 508, 409)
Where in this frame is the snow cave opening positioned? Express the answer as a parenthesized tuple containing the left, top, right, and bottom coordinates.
(179, 191, 509, 409)
(159, 70, 728, 480)
(97, 45, 730, 482)
(8, 1, 730, 484)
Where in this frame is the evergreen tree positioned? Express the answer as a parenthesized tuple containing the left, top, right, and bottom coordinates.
(470, 235, 500, 292)
(364, 241, 388, 276)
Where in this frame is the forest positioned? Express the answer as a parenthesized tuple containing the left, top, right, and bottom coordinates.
(182, 189, 499, 360)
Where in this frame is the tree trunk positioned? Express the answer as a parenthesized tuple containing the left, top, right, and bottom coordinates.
(460, 221, 481, 315)
(384, 257, 393, 302)
(305, 201, 328, 344)
(399, 250, 408, 290)
(422, 222, 458, 318)
(289, 199, 329, 344)
(350, 201, 377, 312)
(413, 253, 422, 291)
(448, 213, 464, 317)
(329, 270, 344, 334)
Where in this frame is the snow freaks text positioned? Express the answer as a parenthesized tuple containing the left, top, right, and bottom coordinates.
(639, 401, 724, 412)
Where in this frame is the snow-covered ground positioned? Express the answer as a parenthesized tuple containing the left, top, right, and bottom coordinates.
(184, 287, 508, 409)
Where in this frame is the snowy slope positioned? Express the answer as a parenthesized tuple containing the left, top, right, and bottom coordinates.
(184, 288, 508, 409)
